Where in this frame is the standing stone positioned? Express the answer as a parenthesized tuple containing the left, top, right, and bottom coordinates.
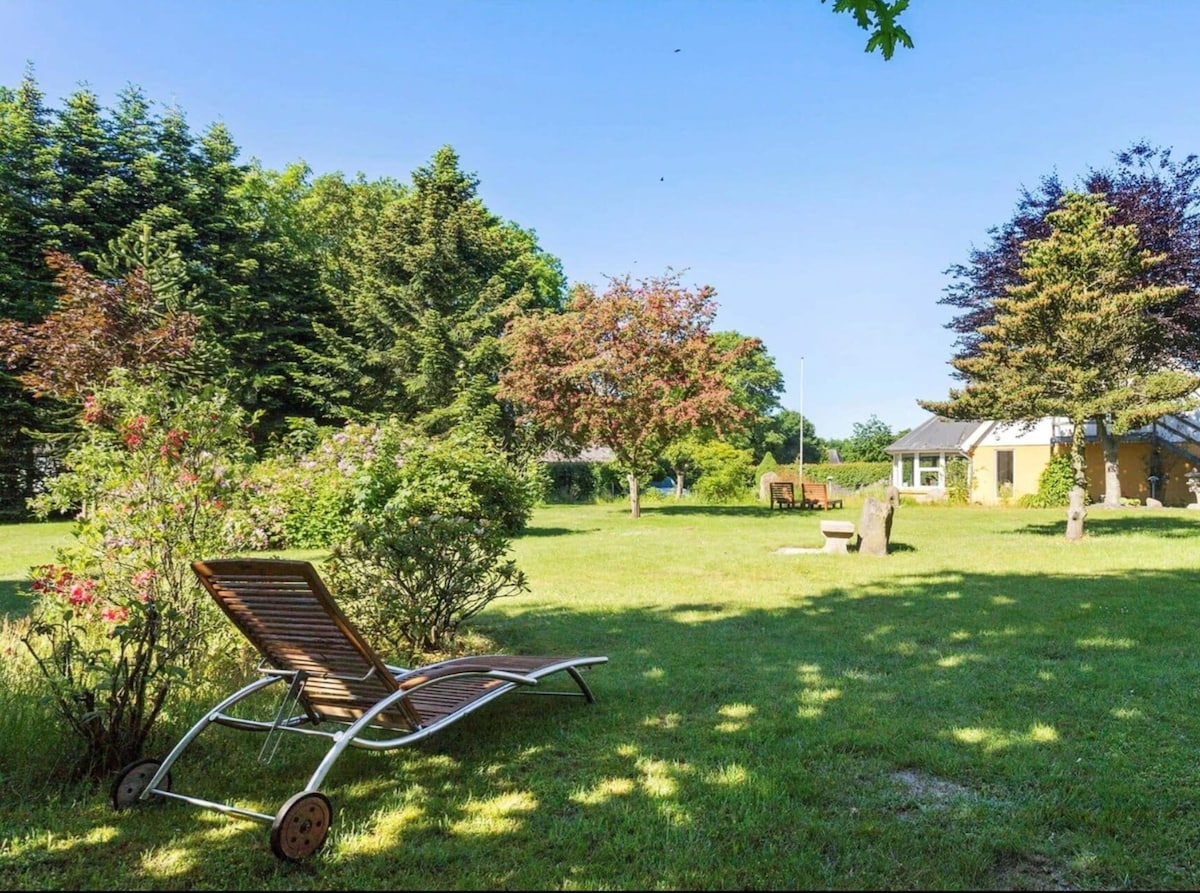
(856, 496, 895, 557)
(884, 486, 901, 540)
(759, 470, 779, 502)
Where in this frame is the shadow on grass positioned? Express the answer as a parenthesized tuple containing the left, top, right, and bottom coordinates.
(0, 578, 29, 618)
(650, 504, 836, 518)
(6, 565, 1199, 889)
(1013, 512, 1200, 538)
(519, 526, 599, 538)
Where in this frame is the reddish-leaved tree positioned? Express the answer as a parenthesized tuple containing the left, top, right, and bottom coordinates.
(0, 252, 199, 402)
(500, 271, 748, 517)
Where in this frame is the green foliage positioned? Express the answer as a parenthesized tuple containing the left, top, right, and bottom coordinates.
(758, 408, 821, 465)
(1018, 451, 1074, 508)
(826, 0, 914, 60)
(945, 456, 969, 505)
(925, 192, 1200, 537)
(543, 460, 599, 503)
(500, 271, 746, 517)
(325, 428, 538, 656)
(756, 451, 779, 474)
(802, 461, 891, 490)
(20, 371, 256, 777)
(841, 414, 896, 462)
(249, 421, 381, 549)
(692, 441, 754, 502)
(305, 146, 564, 441)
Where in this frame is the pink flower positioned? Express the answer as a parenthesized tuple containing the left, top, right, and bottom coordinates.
(161, 428, 189, 460)
(68, 582, 95, 607)
(102, 606, 130, 623)
(82, 394, 102, 424)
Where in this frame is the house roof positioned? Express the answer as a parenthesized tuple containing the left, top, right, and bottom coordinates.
(885, 416, 986, 454)
(541, 445, 616, 463)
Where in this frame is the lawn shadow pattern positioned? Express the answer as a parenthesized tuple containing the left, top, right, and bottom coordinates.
(7, 564, 1200, 889)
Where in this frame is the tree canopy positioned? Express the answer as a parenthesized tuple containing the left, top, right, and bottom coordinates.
(825, 0, 914, 60)
(922, 192, 1200, 539)
(499, 272, 748, 517)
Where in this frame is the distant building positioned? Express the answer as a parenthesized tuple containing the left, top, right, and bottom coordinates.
(885, 413, 1200, 505)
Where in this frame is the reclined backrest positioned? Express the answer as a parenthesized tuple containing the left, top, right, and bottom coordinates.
(192, 558, 422, 730)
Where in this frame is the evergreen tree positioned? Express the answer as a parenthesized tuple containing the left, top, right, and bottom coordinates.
(922, 193, 1200, 540)
(49, 87, 114, 266)
(940, 143, 1200, 502)
(309, 146, 565, 439)
(0, 68, 60, 520)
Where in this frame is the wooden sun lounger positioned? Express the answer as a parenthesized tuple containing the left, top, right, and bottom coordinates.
(109, 558, 607, 861)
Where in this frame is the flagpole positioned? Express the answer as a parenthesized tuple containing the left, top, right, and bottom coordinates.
(798, 356, 804, 486)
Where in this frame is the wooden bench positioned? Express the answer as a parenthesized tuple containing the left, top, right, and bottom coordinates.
(769, 481, 796, 509)
(801, 482, 843, 510)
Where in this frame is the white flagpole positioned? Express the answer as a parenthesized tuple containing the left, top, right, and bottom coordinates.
(798, 356, 805, 485)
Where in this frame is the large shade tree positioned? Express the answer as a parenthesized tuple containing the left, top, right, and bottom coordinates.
(922, 192, 1200, 540)
(500, 272, 748, 517)
(940, 143, 1200, 504)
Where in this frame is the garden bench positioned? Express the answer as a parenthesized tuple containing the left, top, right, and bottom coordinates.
(770, 481, 796, 509)
(802, 482, 843, 510)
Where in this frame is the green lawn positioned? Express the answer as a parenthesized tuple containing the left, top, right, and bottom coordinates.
(2, 500, 1200, 889)
(0, 520, 74, 616)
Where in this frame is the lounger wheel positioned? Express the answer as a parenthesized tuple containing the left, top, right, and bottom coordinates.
(110, 758, 171, 810)
(271, 790, 333, 861)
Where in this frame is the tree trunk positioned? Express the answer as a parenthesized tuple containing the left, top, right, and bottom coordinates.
(627, 472, 641, 518)
(1095, 417, 1122, 506)
(675, 472, 685, 499)
(1066, 419, 1088, 541)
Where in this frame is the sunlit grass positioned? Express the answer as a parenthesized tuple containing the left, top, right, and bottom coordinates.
(3, 500, 1200, 889)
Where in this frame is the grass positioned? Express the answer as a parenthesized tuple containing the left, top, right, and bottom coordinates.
(3, 499, 1200, 889)
(0, 520, 73, 616)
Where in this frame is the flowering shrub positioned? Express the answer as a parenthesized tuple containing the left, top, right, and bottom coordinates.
(247, 421, 385, 548)
(22, 371, 258, 778)
(326, 427, 539, 657)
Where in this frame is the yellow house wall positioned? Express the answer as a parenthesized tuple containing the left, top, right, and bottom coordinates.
(1079, 442, 1200, 506)
(970, 443, 1053, 505)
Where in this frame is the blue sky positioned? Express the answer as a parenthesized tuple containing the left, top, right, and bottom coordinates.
(5, 0, 1200, 438)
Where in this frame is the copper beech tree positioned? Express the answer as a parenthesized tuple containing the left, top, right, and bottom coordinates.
(500, 272, 749, 518)
(0, 251, 199, 402)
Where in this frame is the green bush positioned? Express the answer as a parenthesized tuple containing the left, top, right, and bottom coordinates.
(693, 442, 754, 502)
(1017, 451, 1074, 508)
(945, 457, 969, 505)
(771, 461, 891, 491)
(326, 428, 538, 658)
(249, 421, 383, 549)
(543, 461, 599, 503)
(756, 451, 779, 476)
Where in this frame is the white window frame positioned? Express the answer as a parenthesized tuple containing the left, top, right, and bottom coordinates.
(893, 451, 957, 491)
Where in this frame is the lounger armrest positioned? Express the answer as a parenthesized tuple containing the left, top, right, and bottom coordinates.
(397, 664, 539, 688)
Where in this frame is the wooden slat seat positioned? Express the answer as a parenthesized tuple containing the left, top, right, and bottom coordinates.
(121, 558, 610, 860)
(769, 481, 796, 509)
(801, 481, 844, 510)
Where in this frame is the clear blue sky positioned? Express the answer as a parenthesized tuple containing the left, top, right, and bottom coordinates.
(6, 0, 1200, 438)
